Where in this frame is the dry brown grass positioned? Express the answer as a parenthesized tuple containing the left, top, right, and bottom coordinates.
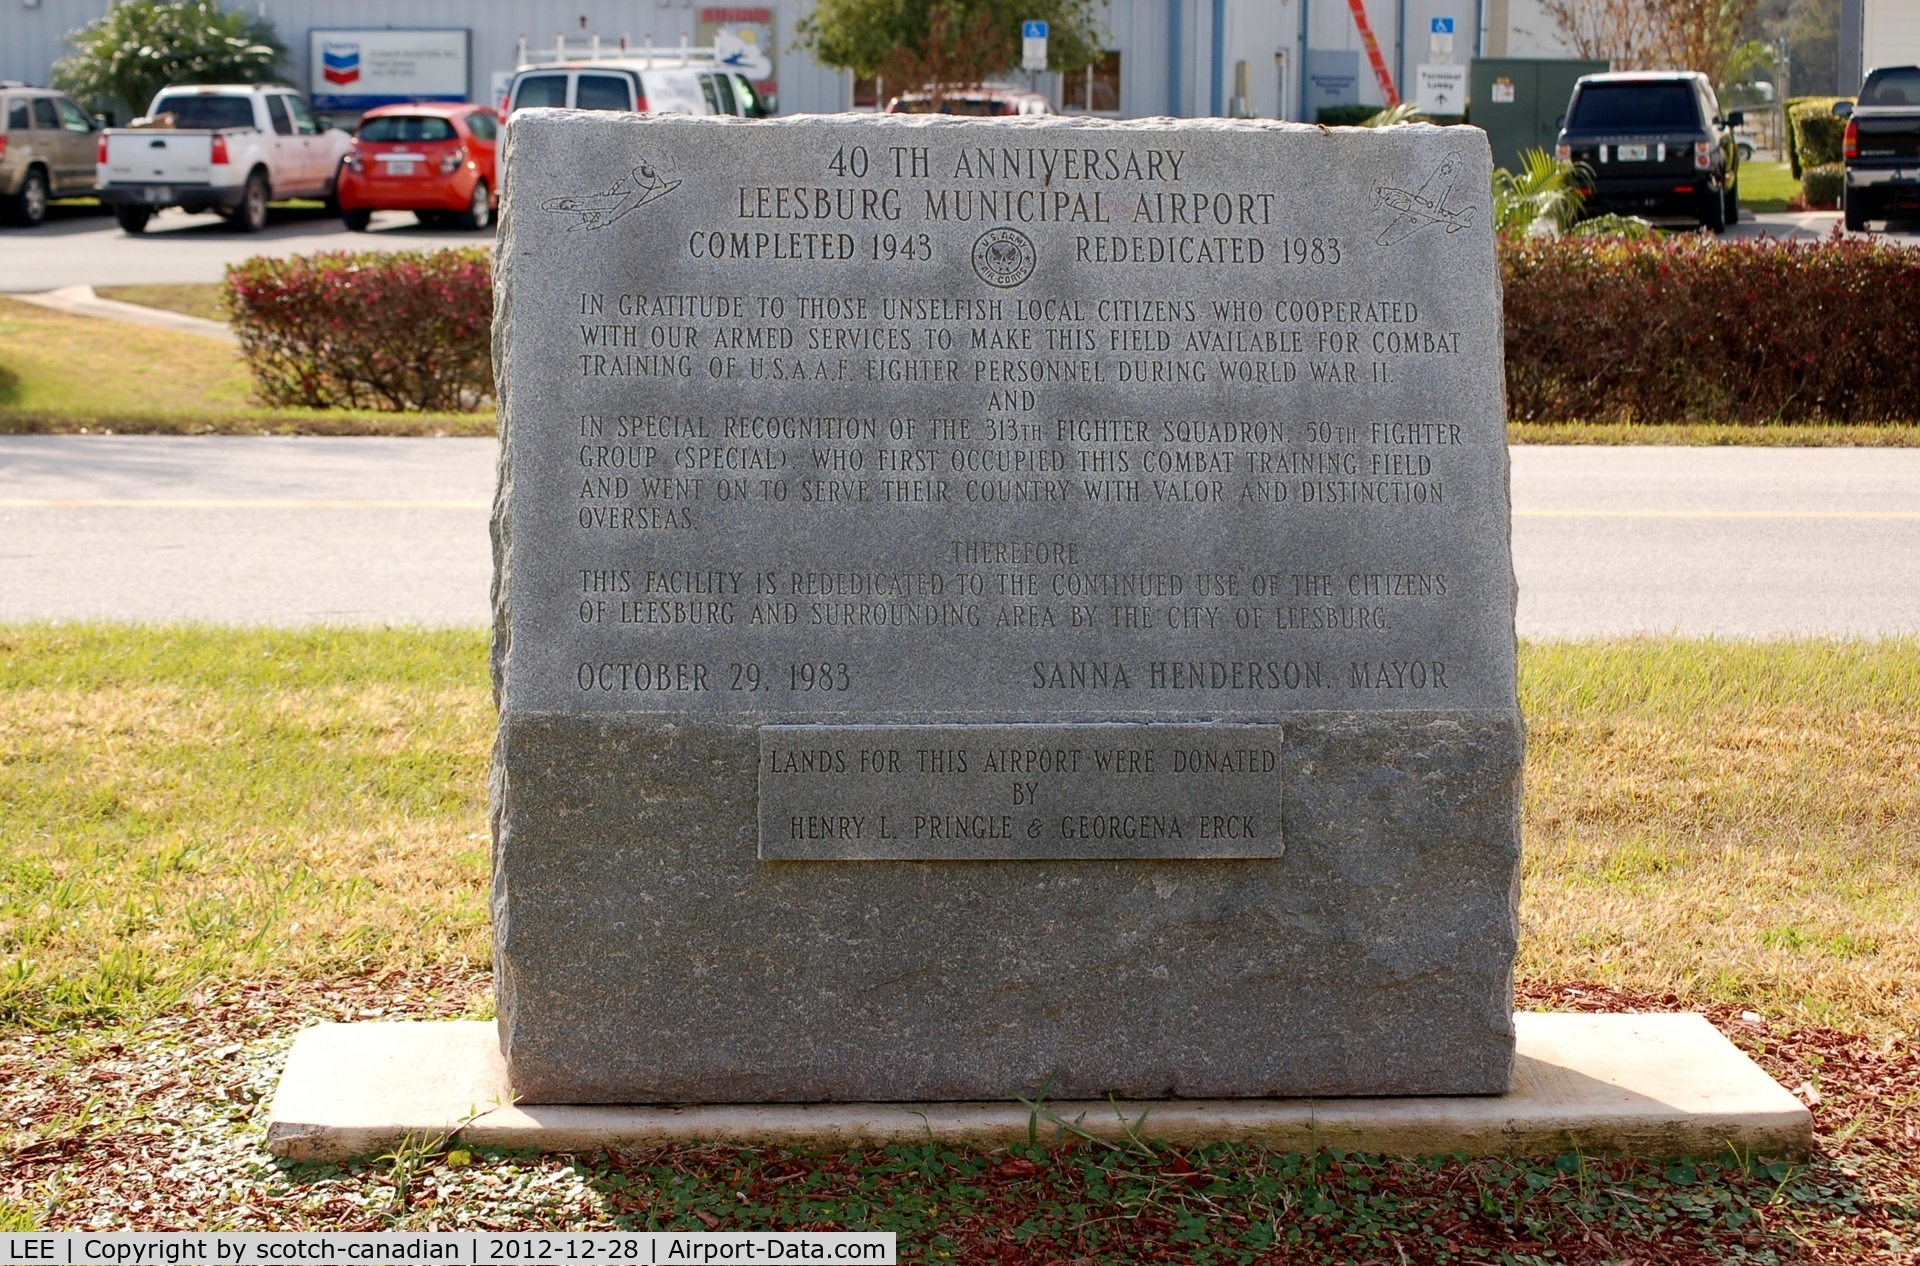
(94, 284, 228, 324)
(1509, 421, 1920, 445)
(1520, 638, 1920, 1038)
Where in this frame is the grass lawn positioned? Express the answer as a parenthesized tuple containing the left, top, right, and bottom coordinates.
(4, 628, 1916, 1036)
(0, 628, 1916, 1254)
(0, 297, 254, 417)
(0, 298, 488, 437)
(1740, 160, 1801, 213)
(95, 284, 228, 324)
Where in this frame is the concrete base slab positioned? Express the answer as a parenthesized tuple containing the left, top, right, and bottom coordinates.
(266, 1012, 1812, 1162)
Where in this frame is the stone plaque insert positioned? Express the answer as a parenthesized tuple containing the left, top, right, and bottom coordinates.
(759, 723, 1284, 860)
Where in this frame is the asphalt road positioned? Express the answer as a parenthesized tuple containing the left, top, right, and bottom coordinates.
(1511, 446, 1920, 638)
(3, 437, 1917, 636)
(0, 437, 495, 626)
(0, 203, 492, 290)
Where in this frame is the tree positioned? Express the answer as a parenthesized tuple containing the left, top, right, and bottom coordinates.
(53, 0, 285, 123)
(1770, 0, 1839, 96)
(1540, 0, 1761, 87)
(796, 0, 1106, 93)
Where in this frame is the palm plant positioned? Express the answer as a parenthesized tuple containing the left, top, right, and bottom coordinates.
(1491, 148, 1588, 237)
(1361, 101, 1426, 127)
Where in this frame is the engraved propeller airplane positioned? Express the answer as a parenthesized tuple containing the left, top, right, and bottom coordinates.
(1375, 155, 1477, 246)
(541, 162, 682, 231)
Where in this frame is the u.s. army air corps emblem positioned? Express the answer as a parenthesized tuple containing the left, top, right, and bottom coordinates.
(541, 157, 681, 231)
(972, 228, 1037, 288)
(1375, 155, 1479, 246)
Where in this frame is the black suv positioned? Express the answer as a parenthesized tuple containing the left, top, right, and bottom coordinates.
(1555, 72, 1743, 233)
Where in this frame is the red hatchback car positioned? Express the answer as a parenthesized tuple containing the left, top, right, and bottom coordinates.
(337, 102, 498, 231)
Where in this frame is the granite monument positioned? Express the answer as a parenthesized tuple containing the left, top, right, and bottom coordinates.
(491, 112, 1520, 1104)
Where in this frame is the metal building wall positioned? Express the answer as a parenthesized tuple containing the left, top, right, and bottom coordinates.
(1863, 0, 1920, 78)
(1097, 0, 1172, 119)
(1, 1, 108, 89)
(0, 0, 846, 115)
(0, 0, 1353, 122)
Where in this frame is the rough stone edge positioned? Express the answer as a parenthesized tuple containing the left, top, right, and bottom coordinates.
(266, 1016, 1812, 1163)
(505, 107, 1481, 139)
(490, 103, 526, 1076)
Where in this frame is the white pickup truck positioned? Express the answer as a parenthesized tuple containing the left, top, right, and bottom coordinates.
(96, 83, 352, 233)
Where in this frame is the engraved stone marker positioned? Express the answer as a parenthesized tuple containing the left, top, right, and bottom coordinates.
(492, 112, 1521, 1104)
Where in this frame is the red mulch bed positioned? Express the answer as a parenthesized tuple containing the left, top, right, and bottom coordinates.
(0, 974, 1913, 1260)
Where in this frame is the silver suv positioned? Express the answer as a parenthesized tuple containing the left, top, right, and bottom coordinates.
(1, 82, 102, 226)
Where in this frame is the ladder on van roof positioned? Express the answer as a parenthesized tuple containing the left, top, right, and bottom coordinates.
(515, 33, 721, 69)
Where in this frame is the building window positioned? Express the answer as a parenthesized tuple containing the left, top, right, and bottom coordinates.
(1063, 52, 1121, 113)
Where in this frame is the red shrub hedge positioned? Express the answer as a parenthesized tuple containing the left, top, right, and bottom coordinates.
(220, 239, 1915, 424)
(224, 249, 493, 412)
(1502, 234, 1920, 424)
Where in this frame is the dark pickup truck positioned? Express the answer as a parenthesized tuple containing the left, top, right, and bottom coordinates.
(1837, 66, 1920, 232)
(1555, 71, 1742, 233)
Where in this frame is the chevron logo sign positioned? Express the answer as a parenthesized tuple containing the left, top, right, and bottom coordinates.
(321, 43, 361, 86)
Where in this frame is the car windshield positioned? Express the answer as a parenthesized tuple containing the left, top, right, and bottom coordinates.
(1860, 68, 1920, 106)
(150, 95, 256, 129)
(358, 115, 457, 142)
(1568, 82, 1698, 131)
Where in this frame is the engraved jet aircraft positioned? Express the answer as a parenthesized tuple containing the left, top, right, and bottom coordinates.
(541, 162, 682, 231)
(1375, 155, 1476, 246)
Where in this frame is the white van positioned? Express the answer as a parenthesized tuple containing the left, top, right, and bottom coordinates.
(504, 46, 770, 118)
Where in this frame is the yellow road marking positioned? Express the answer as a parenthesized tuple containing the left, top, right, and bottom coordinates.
(1514, 509, 1920, 520)
(0, 498, 489, 509)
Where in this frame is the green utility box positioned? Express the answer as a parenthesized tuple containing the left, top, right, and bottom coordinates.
(1469, 58, 1610, 173)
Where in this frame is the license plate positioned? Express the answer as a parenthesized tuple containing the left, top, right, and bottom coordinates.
(145, 186, 172, 203)
(1618, 144, 1648, 162)
(383, 160, 416, 175)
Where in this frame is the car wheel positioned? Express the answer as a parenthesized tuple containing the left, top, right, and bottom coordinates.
(341, 207, 373, 232)
(1723, 181, 1739, 225)
(1701, 188, 1726, 234)
(113, 204, 153, 234)
(458, 180, 492, 231)
(1738, 142, 1754, 162)
(7, 167, 50, 227)
(229, 170, 269, 232)
(1844, 186, 1869, 233)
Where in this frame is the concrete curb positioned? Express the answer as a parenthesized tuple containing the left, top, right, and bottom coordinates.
(266, 1012, 1812, 1162)
(10, 284, 236, 342)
